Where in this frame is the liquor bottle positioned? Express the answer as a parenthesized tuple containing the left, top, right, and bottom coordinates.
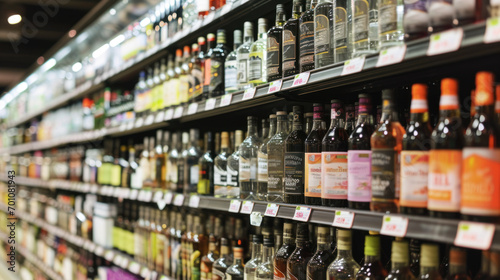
(183, 213, 194, 280)
(267, 111, 289, 202)
(262, 118, 270, 140)
(145, 67, 154, 114)
(345, 104, 355, 136)
(244, 235, 263, 280)
(305, 103, 327, 205)
(226, 246, 245, 280)
(327, 229, 360, 280)
(201, 234, 219, 280)
(185, 129, 201, 195)
(167, 132, 180, 192)
(172, 212, 183, 279)
(155, 130, 167, 189)
(462, 72, 500, 223)
(227, 130, 244, 198)
(428, 78, 463, 219)
(111, 140, 122, 187)
(400, 84, 432, 215)
(213, 238, 232, 280)
(334, 0, 351, 63)
(180, 46, 191, 104)
(191, 215, 209, 280)
(305, 112, 314, 134)
(138, 138, 150, 189)
(322, 100, 349, 207)
(155, 210, 166, 273)
(225, 29, 242, 94)
(299, 0, 318, 72)
(474, 251, 490, 280)
(152, 61, 163, 112)
(446, 248, 469, 280)
(307, 226, 335, 280)
(267, 4, 286, 82)
(249, 18, 268, 87)
(178, 132, 189, 193)
(191, 43, 204, 102)
(428, 0, 454, 33)
(165, 54, 178, 107)
(237, 22, 255, 91)
(314, 0, 334, 68)
(204, 33, 216, 99)
(352, 0, 379, 57)
(386, 240, 415, 280)
(378, 0, 404, 50)
(197, 36, 207, 91)
(99, 139, 113, 186)
(274, 222, 296, 280)
(255, 235, 275, 280)
(163, 131, 171, 186)
(356, 235, 388, 280)
(257, 115, 277, 201)
(287, 223, 314, 280)
(418, 244, 442, 280)
(148, 208, 157, 269)
(198, 132, 215, 195)
(209, 29, 229, 98)
(284, 106, 307, 204)
(403, 1, 428, 42)
(283, 0, 303, 78)
(240, 116, 262, 199)
(214, 132, 231, 198)
(147, 136, 157, 188)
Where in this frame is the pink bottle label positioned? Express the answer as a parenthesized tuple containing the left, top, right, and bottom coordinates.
(347, 150, 372, 202)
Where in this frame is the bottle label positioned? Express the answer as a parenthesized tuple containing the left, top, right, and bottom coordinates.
(283, 29, 297, 71)
(287, 265, 299, 280)
(192, 65, 204, 97)
(110, 165, 121, 186)
(168, 161, 178, 184)
(268, 151, 284, 192)
(179, 75, 190, 103)
(191, 250, 201, 280)
(403, 0, 428, 34)
(214, 165, 227, 185)
(428, 150, 461, 212)
(353, 0, 369, 44)
(284, 152, 305, 194)
(237, 53, 249, 84)
(335, 7, 348, 50)
(225, 60, 238, 92)
(400, 151, 429, 207)
(428, 0, 454, 29)
(305, 153, 322, 197)
(371, 149, 399, 200)
(210, 60, 223, 92)
(227, 166, 239, 187)
(258, 152, 268, 182)
(190, 165, 199, 185)
(379, 0, 398, 35)
(462, 148, 500, 215)
(299, 21, 315, 68)
(453, 0, 475, 21)
(200, 261, 212, 280)
(314, 14, 331, 55)
(248, 53, 263, 82)
(212, 268, 225, 280)
(204, 58, 211, 86)
(347, 150, 372, 202)
(267, 36, 281, 76)
(274, 266, 286, 280)
(239, 157, 251, 182)
(321, 152, 348, 199)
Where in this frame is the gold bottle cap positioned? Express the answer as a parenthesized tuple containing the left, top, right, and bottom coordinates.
(420, 243, 439, 267)
(392, 240, 409, 263)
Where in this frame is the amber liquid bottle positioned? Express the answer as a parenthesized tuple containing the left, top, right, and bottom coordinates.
(305, 103, 327, 205)
(428, 78, 463, 219)
(386, 240, 416, 280)
(446, 248, 470, 280)
(267, 4, 286, 82)
(400, 84, 433, 215)
(287, 223, 314, 280)
(191, 215, 209, 280)
(462, 72, 500, 223)
(370, 89, 405, 213)
(284, 106, 307, 204)
(274, 222, 296, 280)
(355, 235, 388, 280)
(307, 226, 336, 280)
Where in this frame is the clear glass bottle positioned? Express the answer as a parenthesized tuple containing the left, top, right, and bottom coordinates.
(255, 235, 275, 280)
(335, 0, 352, 63)
(244, 235, 263, 280)
(352, 0, 379, 57)
(386, 240, 415, 280)
(267, 111, 290, 202)
(258, 115, 277, 201)
(237, 21, 255, 91)
(356, 235, 388, 280)
(378, 0, 404, 49)
(314, 0, 334, 68)
(267, 4, 286, 82)
(209, 29, 229, 98)
(214, 132, 231, 198)
(287, 222, 314, 280)
(418, 244, 442, 280)
(299, 0, 319, 72)
(305, 103, 327, 205)
(249, 18, 268, 87)
(180, 46, 191, 104)
(198, 131, 215, 195)
(184, 128, 201, 195)
(227, 130, 244, 198)
(274, 222, 296, 280)
(167, 132, 181, 192)
(283, 0, 303, 78)
(226, 246, 245, 280)
(240, 116, 262, 199)
(327, 229, 360, 280)
(284, 106, 307, 204)
(225, 29, 243, 94)
(307, 226, 335, 280)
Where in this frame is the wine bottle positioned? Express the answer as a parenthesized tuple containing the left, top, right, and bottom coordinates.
(327, 229, 360, 280)
(274, 222, 296, 280)
(283, 0, 303, 77)
(307, 226, 335, 280)
(287, 223, 314, 280)
(305, 103, 327, 205)
(284, 106, 307, 204)
(267, 4, 286, 82)
(356, 235, 388, 280)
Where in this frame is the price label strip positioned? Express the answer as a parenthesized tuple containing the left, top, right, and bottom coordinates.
(264, 203, 280, 217)
(205, 98, 217, 111)
(187, 103, 198, 115)
(332, 211, 355, 229)
(427, 28, 463, 56)
(164, 108, 174, 120)
(220, 94, 232, 107)
(155, 111, 165, 123)
(292, 72, 310, 87)
(242, 88, 257, 100)
(153, 191, 164, 203)
(189, 195, 200, 208)
(267, 80, 283, 94)
(380, 215, 409, 237)
(228, 200, 242, 213)
(376, 45, 407, 67)
(164, 192, 174, 204)
(341, 56, 366, 76)
(293, 206, 312, 222)
(173, 106, 184, 119)
(144, 114, 154, 125)
(173, 194, 185, 206)
(240, 200, 255, 214)
(484, 17, 500, 44)
(454, 221, 495, 250)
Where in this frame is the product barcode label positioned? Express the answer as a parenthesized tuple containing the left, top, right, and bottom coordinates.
(228, 200, 242, 212)
(264, 203, 279, 217)
(380, 215, 409, 237)
(454, 221, 495, 250)
(333, 211, 355, 228)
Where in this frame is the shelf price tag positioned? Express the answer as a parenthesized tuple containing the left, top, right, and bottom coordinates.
(229, 200, 242, 213)
(268, 80, 283, 93)
(484, 17, 500, 43)
(121, 257, 129, 269)
(220, 94, 232, 107)
(293, 206, 312, 222)
(153, 191, 164, 203)
(173, 106, 184, 119)
(126, 121, 134, 131)
(376, 45, 407, 67)
(164, 108, 174, 120)
(134, 117, 144, 128)
(138, 190, 146, 201)
(157, 199, 168, 210)
(265, 203, 280, 217)
(189, 195, 200, 208)
(292, 72, 310, 87)
(204, 12, 216, 24)
(427, 28, 463, 56)
(164, 192, 174, 204)
(187, 103, 198, 115)
(129, 189, 139, 200)
(173, 194, 185, 206)
(160, 276, 169, 280)
(333, 211, 356, 228)
(341, 56, 366, 76)
(242, 88, 257, 100)
(144, 190, 153, 202)
(240, 200, 255, 214)
(250, 212, 263, 226)
(144, 114, 154, 125)
(129, 262, 141, 274)
(104, 250, 115, 261)
(205, 98, 217, 111)
(113, 254, 122, 265)
(155, 111, 165, 123)
(454, 221, 495, 250)
(380, 215, 409, 237)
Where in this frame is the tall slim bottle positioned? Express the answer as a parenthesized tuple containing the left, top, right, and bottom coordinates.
(418, 244, 442, 280)
(327, 229, 360, 280)
(446, 248, 470, 280)
(386, 240, 415, 280)
(300, 0, 318, 72)
(255, 235, 275, 280)
(225, 246, 245, 280)
(400, 84, 432, 215)
(287, 223, 314, 280)
(352, 0, 379, 57)
(225, 30, 242, 94)
(203, 33, 216, 99)
(322, 100, 349, 207)
(267, 4, 286, 82)
(201, 234, 219, 280)
(198, 132, 215, 196)
(305, 103, 327, 205)
(214, 132, 231, 198)
(284, 106, 307, 204)
(191, 215, 209, 280)
(334, 0, 352, 62)
(209, 29, 229, 98)
(180, 46, 191, 104)
(244, 235, 263, 280)
(212, 238, 232, 280)
(237, 22, 255, 91)
(378, 0, 404, 50)
(258, 115, 277, 201)
(283, 0, 303, 78)
(227, 130, 244, 198)
(314, 0, 334, 68)
(249, 18, 268, 87)
(267, 112, 289, 202)
(307, 226, 335, 280)
(184, 129, 201, 195)
(168, 132, 181, 192)
(240, 116, 262, 200)
(356, 235, 388, 280)
(274, 222, 296, 280)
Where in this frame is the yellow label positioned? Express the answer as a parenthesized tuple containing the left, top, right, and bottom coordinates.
(110, 165, 121, 186)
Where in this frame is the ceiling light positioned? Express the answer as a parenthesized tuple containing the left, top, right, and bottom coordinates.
(8, 14, 22, 25)
(72, 62, 82, 72)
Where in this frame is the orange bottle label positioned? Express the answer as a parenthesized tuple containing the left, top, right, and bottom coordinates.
(461, 148, 500, 216)
(428, 150, 462, 212)
(305, 153, 322, 197)
(400, 151, 429, 208)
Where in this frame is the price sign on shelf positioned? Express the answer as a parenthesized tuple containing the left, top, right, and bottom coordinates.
(164, 108, 174, 120)
(173, 194, 185, 206)
(104, 250, 115, 261)
(265, 203, 280, 217)
(333, 211, 355, 228)
(454, 221, 495, 250)
(240, 200, 255, 214)
(221, 3, 232, 15)
(157, 199, 168, 210)
(228, 200, 242, 213)
(130, 189, 139, 200)
(427, 28, 463, 56)
(242, 88, 257, 100)
(341, 56, 366, 76)
(164, 192, 174, 204)
(187, 103, 198, 115)
(153, 191, 164, 203)
(484, 17, 500, 43)
(293, 206, 312, 222)
(144, 114, 154, 126)
(376, 45, 407, 67)
(268, 80, 283, 93)
(205, 98, 217, 111)
(220, 94, 232, 107)
(173, 106, 184, 119)
(144, 190, 153, 202)
(189, 195, 201, 208)
(135, 117, 144, 128)
(129, 262, 141, 274)
(380, 215, 409, 237)
(155, 111, 165, 123)
(292, 72, 310, 87)
(250, 212, 263, 226)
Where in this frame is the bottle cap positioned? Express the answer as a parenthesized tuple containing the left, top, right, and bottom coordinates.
(198, 36, 206, 45)
(364, 235, 380, 257)
(191, 43, 199, 52)
(247, 116, 258, 121)
(420, 243, 439, 267)
(183, 45, 190, 54)
(449, 247, 466, 265)
(391, 240, 409, 263)
(411, 83, 428, 113)
(176, 49, 182, 57)
(244, 21, 254, 36)
(440, 78, 459, 110)
(258, 18, 268, 26)
(276, 4, 285, 11)
(475, 71, 495, 106)
(382, 88, 396, 100)
(252, 234, 263, 244)
(207, 33, 215, 41)
(234, 29, 242, 44)
(182, 132, 189, 143)
(270, 114, 277, 119)
(337, 229, 352, 250)
(277, 111, 287, 116)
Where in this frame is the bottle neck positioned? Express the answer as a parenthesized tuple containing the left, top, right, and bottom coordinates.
(251, 242, 262, 259)
(233, 42, 242, 51)
(356, 113, 374, 126)
(311, 118, 323, 130)
(247, 121, 259, 137)
(292, 2, 302, 18)
(292, 120, 303, 132)
(276, 116, 288, 133)
(365, 255, 380, 263)
(268, 119, 277, 137)
(258, 24, 267, 37)
(475, 104, 495, 119)
(380, 99, 399, 123)
(316, 242, 330, 251)
(283, 236, 295, 245)
(392, 261, 409, 271)
(410, 111, 429, 123)
(220, 246, 230, 258)
(207, 40, 215, 51)
(262, 245, 274, 262)
(337, 247, 354, 259)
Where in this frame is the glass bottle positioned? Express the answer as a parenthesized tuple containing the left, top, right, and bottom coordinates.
(184, 129, 201, 195)
(314, 0, 334, 68)
(446, 247, 469, 280)
(322, 100, 349, 207)
(418, 244, 442, 280)
(267, 112, 290, 202)
(201, 234, 219, 280)
(166, 54, 179, 107)
(194, 36, 206, 102)
(400, 84, 432, 215)
(203, 33, 216, 99)
(172, 211, 184, 279)
(274, 222, 296, 280)
(352, 0, 379, 57)
(305, 112, 314, 134)
(167, 132, 181, 192)
(213, 238, 232, 280)
(335, 0, 352, 63)
(262, 119, 270, 140)
(255, 235, 275, 280)
(268, 4, 286, 82)
(386, 240, 415, 280)
(237, 21, 255, 91)
(284, 106, 307, 204)
(327, 229, 360, 280)
(225, 29, 243, 94)
(378, 0, 404, 50)
(473, 251, 490, 280)
(427, 0, 454, 34)
(403, 1, 429, 42)
(154, 130, 166, 189)
(345, 104, 356, 136)
(305, 103, 327, 205)
(180, 46, 191, 104)
(209, 29, 229, 98)
(258, 115, 277, 201)
(227, 130, 244, 198)
(300, 0, 318, 72)
(356, 235, 388, 280)
(226, 246, 245, 280)
(428, 78, 463, 219)
(249, 18, 268, 87)
(240, 116, 262, 199)
(244, 235, 263, 280)
(307, 226, 335, 280)
(198, 132, 215, 195)
(287, 223, 314, 280)
(192, 215, 209, 280)
(162, 131, 171, 189)
(138, 138, 150, 189)
(283, 0, 303, 78)
(214, 132, 231, 198)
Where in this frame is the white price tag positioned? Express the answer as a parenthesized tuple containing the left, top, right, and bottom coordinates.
(242, 88, 257, 100)
(228, 200, 242, 213)
(155, 111, 165, 123)
(187, 103, 198, 115)
(264, 203, 280, 217)
(160, 276, 169, 280)
(189, 195, 200, 208)
(376, 45, 407, 67)
(135, 117, 144, 128)
(173, 194, 185, 206)
(250, 212, 263, 226)
(144, 114, 154, 125)
(121, 257, 129, 269)
(122, 188, 130, 199)
(138, 190, 146, 201)
(144, 190, 153, 202)
(130, 189, 139, 200)
(157, 199, 168, 210)
(164, 192, 174, 204)
(240, 201, 255, 214)
(164, 108, 174, 120)
(220, 94, 232, 107)
(293, 206, 312, 222)
(333, 211, 355, 228)
(292, 72, 310, 87)
(173, 106, 184, 119)
(126, 121, 134, 131)
(90, 184, 99, 194)
(119, 123, 127, 132)
(454, 221, 495, 250)
(380, 215, 409, 237)
(205, 98, 217, 111)
(113, 254, 122, 265)
(129, 262, 141, 274)
(268, 80, 283, 93)
(427, 28, 463, 56)
(484, 17, 500, 43)
(341, 56, 366, 76)
(105, 250, 115, 261)
(153, 191, 164, 202)
(113, 187, 120, 197)
(204, 12, 215, 23)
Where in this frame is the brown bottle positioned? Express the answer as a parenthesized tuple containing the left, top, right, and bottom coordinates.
(305, 103, 327, 205)
(287, 222, 314, 280)
(201, 234, 219, 280)
(192, 215, 209, 280)
(274, 222, 296, 280)
(356, 235, 388, 280)
(307, 226, 335, 280)
(446, 247, 470, 280)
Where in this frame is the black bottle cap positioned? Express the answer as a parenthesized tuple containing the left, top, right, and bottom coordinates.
(382, 88, 396, 99)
